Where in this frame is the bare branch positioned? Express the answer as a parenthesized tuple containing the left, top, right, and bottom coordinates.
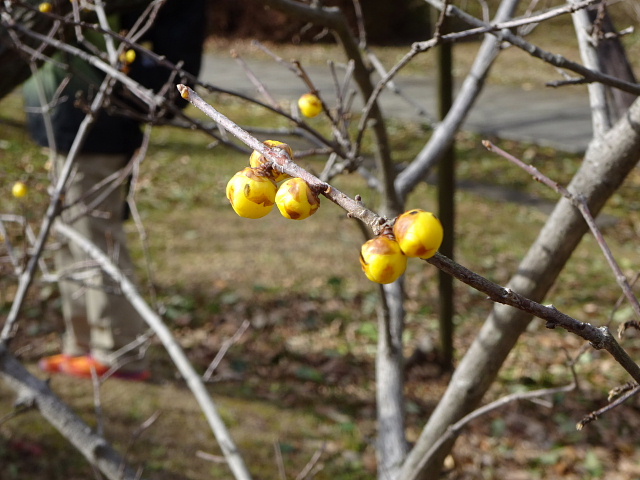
(0, 344, 145, 480)
(483, 140, 640, 323)
(577, 383, 640, 430)
(53, 221, 253, 480)
(435, 0, 640, 95)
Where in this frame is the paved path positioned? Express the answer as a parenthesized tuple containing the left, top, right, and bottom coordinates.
(201, 52, 592, 154)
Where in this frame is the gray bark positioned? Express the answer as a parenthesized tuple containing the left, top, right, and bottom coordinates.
(571, 0, 612, 135)
(377, 281, 409, 479)
(399, 96, 640, 480)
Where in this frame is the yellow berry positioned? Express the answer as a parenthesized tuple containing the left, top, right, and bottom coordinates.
(360, 235, 407, 284)
(249, 140, 292, 182)
(38, 2, 52, 13)
(275, 178, 320, 220)
(12, 181, 28, 199)
(393, 209, 443, 259)
(125, 49, 136, 64)
(225, 167, 277, 219)
(119, 49, 136, 65)
(297, 93, 323, 118)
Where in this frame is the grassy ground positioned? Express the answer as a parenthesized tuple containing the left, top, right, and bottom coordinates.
(2, 16, 640, 478)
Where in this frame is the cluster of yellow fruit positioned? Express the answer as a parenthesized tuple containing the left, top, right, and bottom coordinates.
(226, 140, 320, 220)
(360, 209, 443, 284)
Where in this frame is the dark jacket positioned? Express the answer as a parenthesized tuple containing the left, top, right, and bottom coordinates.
(23, 0, 205, 155)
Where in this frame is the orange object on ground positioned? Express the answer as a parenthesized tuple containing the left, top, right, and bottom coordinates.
(38, 354, 74, 373)
(39, 354, 150, 381)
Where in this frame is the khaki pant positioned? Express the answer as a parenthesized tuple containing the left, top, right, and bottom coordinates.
(54, 153, 147, 370)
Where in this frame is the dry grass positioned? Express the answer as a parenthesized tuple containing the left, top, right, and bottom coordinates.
(2, 7, 640, 476)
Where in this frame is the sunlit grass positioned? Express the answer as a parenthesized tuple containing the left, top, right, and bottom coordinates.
(2, 25, 640, 475)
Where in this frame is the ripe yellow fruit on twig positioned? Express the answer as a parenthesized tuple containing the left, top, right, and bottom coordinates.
(360, 235, 407, 284)
(393, 209, 443, 259)
(275, 178, 320, 220)
(12, 181, 28, 199)
(297, 93, 323, 118)
(124, 49, 136, 64)
(226, 168, 277, 219)
(249, 140, 293, 183)
(38, 2, 52, 13)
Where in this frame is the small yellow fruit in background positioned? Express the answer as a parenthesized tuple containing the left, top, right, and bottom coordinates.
(124, 49, 136, 64)
(393, 209, 443, 259)
(275, 178, 320, 220)
(360, 235, 407, 284)
(226, 167, 277, 219)
(38, 2, 52, 13)
(297, 93, 323, 118)
(249, 140, 293, 182)
(12, 181, 28, 199)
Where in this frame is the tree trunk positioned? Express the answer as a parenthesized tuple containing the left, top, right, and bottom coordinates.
(571, 0, 611, 135)
(590, 6, 638, 121)
(377, 281, 409, 479)
(399, 96, 640, 480)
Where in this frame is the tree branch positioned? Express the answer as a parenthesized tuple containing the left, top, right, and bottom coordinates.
(54, 221, 253, 480)
(0, 344, 144, 480)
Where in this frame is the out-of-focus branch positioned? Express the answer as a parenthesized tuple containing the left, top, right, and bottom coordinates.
(258, 0, 402, 215)
(2, 15, 162, 106)
(0, 0, 151, 98)
(54, 221, 253, 480)
(394, 0, 520, 200)
(2, 76, 112, 342)
(570, 0, 611, 136)
(437, 0, 640, 95)
(0, 344, 145, 480)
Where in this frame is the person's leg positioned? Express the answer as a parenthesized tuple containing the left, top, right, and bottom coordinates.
(52, 152, 148, 377)
(53, 153, 93, 357)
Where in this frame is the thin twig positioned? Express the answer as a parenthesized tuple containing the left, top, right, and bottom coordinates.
(577, 384, 640, 430)
(203, 320, 251, 381)
(274, 442, 286, 480)
(420, 381, 576, 465)
(295, 443, 326, 480)
(231, 49, 279, 108)
(177, 84, 387, 235)
(483, 140, 640, 324)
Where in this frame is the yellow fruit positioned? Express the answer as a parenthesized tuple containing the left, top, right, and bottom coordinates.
(297, 93, 323, 118)
(225, 167, 277, 219)
(249, 140, 293, 182)
(275, 178, 320, 220)
(38, 2, 52, 12)
(119, 49, 136, 65)
(12, 181, 28, 199)
(393, 209, 443, 259)
(124, 49, 136, 64)
(360, 235, 407, 284)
